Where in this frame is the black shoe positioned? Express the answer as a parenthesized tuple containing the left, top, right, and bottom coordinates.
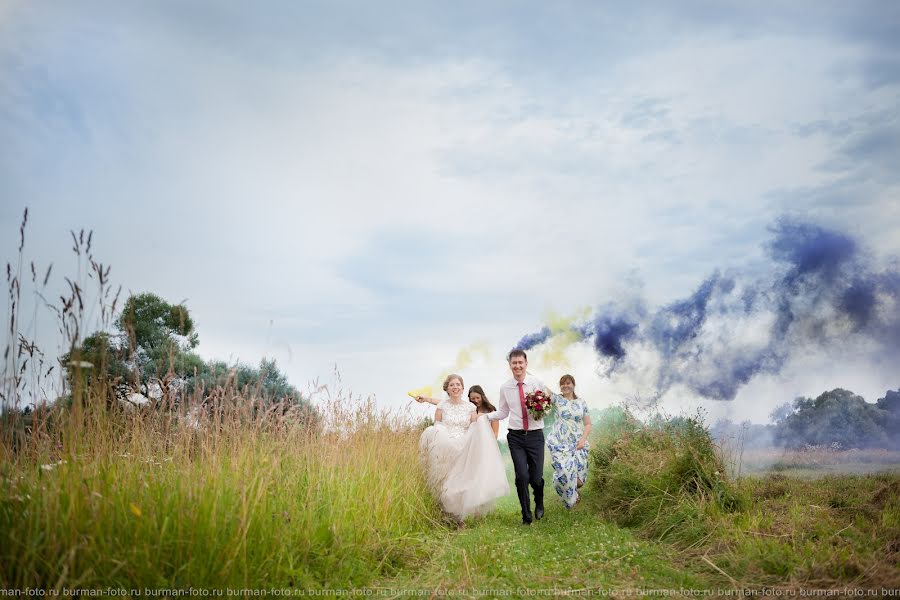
(522, 518, 532, 526)
(533, 481, 545, 521)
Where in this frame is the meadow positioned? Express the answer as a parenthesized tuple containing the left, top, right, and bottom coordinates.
(734, 447, 900, 477)
(0, 389, 442, 589)
(3, 390, 899, 595)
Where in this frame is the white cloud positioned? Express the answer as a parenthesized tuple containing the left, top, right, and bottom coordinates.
(2, 3, 898, 420)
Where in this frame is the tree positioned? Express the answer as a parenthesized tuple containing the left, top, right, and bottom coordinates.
(59, 291, 315, 423)
(769, 401, 795, 425)
(60, 331, 129, 388)
(116, 293, 200, 378)
(876, 389, 900, 449)
(876, 389, 900, 414)
(773, 388, 890, 449)
(192, 358, 303, 404)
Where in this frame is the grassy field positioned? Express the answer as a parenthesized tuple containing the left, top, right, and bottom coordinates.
(3, 215, 897, 595)
(377, 459, 712, 594)
(0, 394, 443, 589)
(378, 442, 900, 593)
(583, 415, 900, 591)
(711, 473, 900, 587)
(734, 448, 900, 477)
(3, 394, 899, 595)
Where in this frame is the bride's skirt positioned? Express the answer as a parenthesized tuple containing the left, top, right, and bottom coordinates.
(419, 416, 510, 519)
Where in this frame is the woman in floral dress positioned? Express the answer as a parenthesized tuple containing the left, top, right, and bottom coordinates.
(546, 374, 592, 508)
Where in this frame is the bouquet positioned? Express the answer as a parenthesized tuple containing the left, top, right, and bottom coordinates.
(524, 390, 553, 421)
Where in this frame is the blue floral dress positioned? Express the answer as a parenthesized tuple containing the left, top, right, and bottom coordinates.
(546, 394, 589, 508)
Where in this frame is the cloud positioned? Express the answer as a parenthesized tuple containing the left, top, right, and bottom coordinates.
(1, 2, 898, 421)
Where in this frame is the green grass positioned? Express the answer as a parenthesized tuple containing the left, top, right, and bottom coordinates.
(376, 463, 711, 594)
(0, 396, 442, 589)
(734, 448, 900, 478)
(4, 395, 899, 593)
(589, 413, 744, 547)
(704, 473, 900, 587)
(586, 410, 900, 590)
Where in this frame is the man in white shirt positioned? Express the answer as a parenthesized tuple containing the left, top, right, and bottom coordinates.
(486, 349, 548, 525)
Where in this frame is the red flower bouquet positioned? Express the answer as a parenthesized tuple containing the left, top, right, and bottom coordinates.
(524, 390, 553, 421)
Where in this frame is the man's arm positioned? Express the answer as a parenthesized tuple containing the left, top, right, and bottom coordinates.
(533, 377, 550, 396)
(486, 387, 510, 421)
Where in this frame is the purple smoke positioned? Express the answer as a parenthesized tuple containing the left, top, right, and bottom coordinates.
(768, 219, 857, 287)
(650, 273, 733, 359)
(511, 217, 900, 401)
(512, 326, 551, 352)
(577, 312, 639, 362)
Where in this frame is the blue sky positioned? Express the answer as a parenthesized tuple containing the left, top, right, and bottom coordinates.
(2, 1, 899, 427)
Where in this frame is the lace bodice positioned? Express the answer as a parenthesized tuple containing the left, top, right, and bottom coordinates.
(438, 400, 475, 438)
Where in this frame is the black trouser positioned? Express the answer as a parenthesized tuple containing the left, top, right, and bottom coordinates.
(507, 429, 544, 522)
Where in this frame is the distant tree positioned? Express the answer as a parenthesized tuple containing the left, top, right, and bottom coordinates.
(876, 389, 900, 414)
(116, 293, 201, 379)
(769, 401, 795, 424)
(58, 292, 315, 422)
(192, 358, 304, 404)
(876, 388, 900, 449)
(60, 331, 129, 388)
(774, 388, 891, 449)
(710, 418, 776, 450)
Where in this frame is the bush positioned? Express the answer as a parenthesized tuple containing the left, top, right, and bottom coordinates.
(589, 410, 744, 545)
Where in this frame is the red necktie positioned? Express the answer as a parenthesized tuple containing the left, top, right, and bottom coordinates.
(518, 382, 529, 432)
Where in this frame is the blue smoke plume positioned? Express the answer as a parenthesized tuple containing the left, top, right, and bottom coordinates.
(512, 326, 551, 352)
(577, 312, 639, 362)
(511, 217, 900, 401)
(768, 219, 857, 287)
(650, 272, 733, 359)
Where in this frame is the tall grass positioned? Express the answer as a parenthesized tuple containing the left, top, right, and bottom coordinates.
(1, 211, 442, 589)
(713, 473, 900, 587)
(589, 411, 743, 548)
(0, 387, 441, 589)
(588, 408, 900, 588)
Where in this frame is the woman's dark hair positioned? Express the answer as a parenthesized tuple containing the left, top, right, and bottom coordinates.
(468, 385, 496, 413)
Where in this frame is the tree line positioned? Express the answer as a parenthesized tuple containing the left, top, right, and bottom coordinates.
(711, 387, 900, 450)
(59, 292, 312, 415)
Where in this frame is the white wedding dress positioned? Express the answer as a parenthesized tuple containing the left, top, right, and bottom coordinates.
(419, 399, 510, 520)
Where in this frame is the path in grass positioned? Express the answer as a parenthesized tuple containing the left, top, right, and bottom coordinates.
(378, 465, 712, 593)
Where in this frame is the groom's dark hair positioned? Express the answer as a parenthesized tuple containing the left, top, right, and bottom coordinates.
(507, 349, 527, 362)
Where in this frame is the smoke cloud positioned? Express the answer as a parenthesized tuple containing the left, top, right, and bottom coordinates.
(511, 217, 900, 400)
(513, 327, 551, 352)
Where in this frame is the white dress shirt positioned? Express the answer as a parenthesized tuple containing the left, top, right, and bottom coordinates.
(486, 375, 547, 430)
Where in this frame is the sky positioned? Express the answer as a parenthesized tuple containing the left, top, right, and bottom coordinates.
(2, 1, 899, 431)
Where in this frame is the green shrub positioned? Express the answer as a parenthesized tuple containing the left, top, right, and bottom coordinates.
(589, 410, 744, 545)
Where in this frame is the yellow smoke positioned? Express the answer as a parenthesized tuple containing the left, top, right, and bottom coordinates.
(545, 306, 591, 334)
(425, 341, 493, 398)
(407, 386, 433, 399)
(537, 307, 592, 368)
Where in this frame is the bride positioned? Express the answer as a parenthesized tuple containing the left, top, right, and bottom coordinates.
(418, 374, 509, 524)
